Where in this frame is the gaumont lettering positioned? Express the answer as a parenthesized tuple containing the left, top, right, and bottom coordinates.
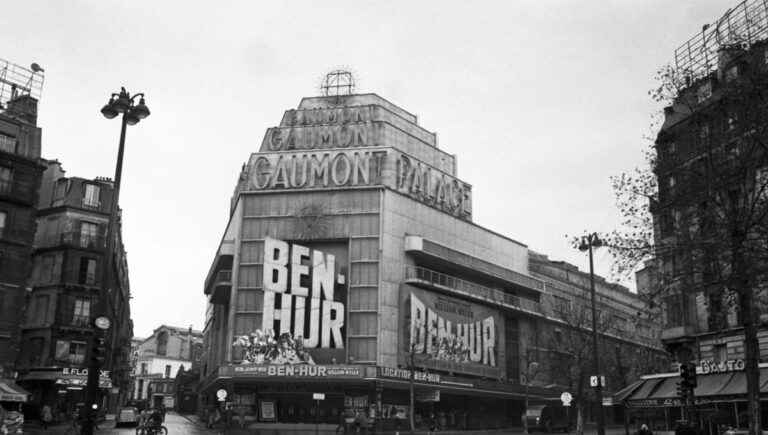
(268, 124, 374, 151)
(282, 107, 372, 127)
(262, 238, 344, 349)
(395, 154, 472, 219)
(411, 294, 496, 367)
(250, 150, 386, 190)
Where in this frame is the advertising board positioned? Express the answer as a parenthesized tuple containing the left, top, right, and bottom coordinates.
(232, 238, 348, 364)
(402, 285, 505, 378)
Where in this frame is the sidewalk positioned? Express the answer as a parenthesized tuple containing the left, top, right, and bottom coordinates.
(22, 413, 115, 435)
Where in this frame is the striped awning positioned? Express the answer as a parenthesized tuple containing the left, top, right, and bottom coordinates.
(0, 380, 30, 402)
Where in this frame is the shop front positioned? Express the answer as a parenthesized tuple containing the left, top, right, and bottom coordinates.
(17, 367, 112, 421)
(616, 362, 768, 435)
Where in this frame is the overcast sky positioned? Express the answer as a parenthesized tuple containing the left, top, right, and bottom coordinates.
(4, 1, 730, 338)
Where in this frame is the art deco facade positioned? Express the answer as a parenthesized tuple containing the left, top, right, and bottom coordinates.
(199, 92, 666, 431)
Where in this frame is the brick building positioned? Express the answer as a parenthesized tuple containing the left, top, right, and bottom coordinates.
(16, 160, 134, 415)
(0, 60, 45, 381)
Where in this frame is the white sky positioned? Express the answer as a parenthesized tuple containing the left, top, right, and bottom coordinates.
(3, 1, 730, 338)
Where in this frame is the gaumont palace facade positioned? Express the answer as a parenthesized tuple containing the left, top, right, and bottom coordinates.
(199, 91, 667, 431)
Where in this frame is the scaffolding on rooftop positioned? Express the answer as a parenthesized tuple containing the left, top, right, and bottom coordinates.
(675, 0, 768, 81)
(0, 58, 44, 109)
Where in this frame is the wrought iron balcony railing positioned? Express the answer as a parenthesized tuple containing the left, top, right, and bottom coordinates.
(405, 265, 542, 314)
(36, 231, 106, 250)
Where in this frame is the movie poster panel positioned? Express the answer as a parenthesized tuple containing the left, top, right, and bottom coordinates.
(402, 285, 505, 379)
(233, 238, 348, 365)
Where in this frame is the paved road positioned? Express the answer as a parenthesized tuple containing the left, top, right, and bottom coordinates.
(99, 412, 215, 435)
(21, 412, 217, 435)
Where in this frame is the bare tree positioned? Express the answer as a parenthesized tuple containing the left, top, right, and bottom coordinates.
(607, 45, 768, 435)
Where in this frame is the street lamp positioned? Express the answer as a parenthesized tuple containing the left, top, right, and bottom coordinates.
(578, 232, 605, 435)
(523, 361, 540, 434)
(82, 87, 150, 435)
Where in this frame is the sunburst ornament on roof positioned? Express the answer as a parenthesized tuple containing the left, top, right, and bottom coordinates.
(320, 69, 356, 98)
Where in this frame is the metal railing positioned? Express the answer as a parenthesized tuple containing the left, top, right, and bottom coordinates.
(70, 315, 91, 328)
(405, 265, 542, 314)
(81, 198, 102, 210)
(36, 231, 106, 249)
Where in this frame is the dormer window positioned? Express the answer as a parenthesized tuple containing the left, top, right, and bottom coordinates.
(83, 184, 101, 209)
(697, 81, 712, 103)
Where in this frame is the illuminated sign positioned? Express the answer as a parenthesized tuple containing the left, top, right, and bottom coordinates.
(249, 150, 386, 190)
(228, 364, 362, 379)
(395, 153, 472, 219)
(265, 107, 375, 151)
(378, 367, 441, 384)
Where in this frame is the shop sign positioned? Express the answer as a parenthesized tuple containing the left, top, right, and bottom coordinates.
(61, 368, 110, 378)
(229, 364, 362, 379)
(699, 359, 745, 374)
(248, 149, 387, 190)
(415, 390, 440, 402)
(378, 367, 441, 384)
(312, 393, 325, 400)
(395, 153, 472, 220)
(345, 396, 368, 409)
(407, 288, 503, 373)
(628, 398, 683, 408)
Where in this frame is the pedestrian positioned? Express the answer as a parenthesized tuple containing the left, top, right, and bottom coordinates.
(428, 412, 437, 434)
(0, 404, 7, 435)
(41, 404, 53, 430)
(637, 424, 653, 435)
(238, 405, 247, 429)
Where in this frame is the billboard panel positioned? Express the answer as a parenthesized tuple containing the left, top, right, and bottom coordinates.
(233, 238, 347, 364)
(402, 285, 505, 378)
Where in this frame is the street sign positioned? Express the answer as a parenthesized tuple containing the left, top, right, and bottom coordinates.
(313, 393, 325, 400)
(560, 392, 573, 407)
(216, 389, 227, 401)
(589, 375, 606, 387)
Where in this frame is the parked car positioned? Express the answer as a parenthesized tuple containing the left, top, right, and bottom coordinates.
(526, 404, 573, 432)
(115, 406, 140, 427)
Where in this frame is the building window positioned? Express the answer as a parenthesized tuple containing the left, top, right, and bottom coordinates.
(137, 379, 144, 400)
(0, 166, 12, 194)
(26, 337, 44, 366)
(141, 362, 147, 375)
(714, 343, 728, 362)
(73, 298, 90, 327)
(725, 65, 739, 82)
(157, 331, 168, 356)
(552, 295, 571, 316)
(0, 134, 15, 153)
(79, 258, 97, 285)
(82, 184, 100, 209)
(165, 365, 171, 378)
(79, 222, 98, 248)
(32, 294, 50, 325)
(0, 211, 6, 238)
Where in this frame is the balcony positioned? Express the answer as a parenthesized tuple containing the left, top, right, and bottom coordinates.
(56, 354, 86, 365)
(36, 231, 106, 250)
(81, 198, 102, 211)
(208, 270, 232, 305)
(404, 265, 542, 315)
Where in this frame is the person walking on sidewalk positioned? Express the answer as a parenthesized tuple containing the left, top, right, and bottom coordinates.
(41, 404, 53, 430)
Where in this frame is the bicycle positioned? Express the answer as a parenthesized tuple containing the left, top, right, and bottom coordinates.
(136, 422, 168, 435)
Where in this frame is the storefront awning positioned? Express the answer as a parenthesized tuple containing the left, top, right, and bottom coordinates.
(647, 377, 679, 400)
(0, 380, 30, 402)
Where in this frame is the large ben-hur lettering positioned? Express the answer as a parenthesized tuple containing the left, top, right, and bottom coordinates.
(262, 238, 345, 349)
(410, 294, 496, 367)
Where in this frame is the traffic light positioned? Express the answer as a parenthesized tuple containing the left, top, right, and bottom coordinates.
(91, 335, 106, 366)
(676, 380, 687, 399)
(680, 362, 697, 389)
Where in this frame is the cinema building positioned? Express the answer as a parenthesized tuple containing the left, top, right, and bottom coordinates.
(200, 91, 666, 431)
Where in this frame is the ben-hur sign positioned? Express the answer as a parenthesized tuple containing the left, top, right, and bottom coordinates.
(233, 238, 347, 365)
(405, 287, 504, 376)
